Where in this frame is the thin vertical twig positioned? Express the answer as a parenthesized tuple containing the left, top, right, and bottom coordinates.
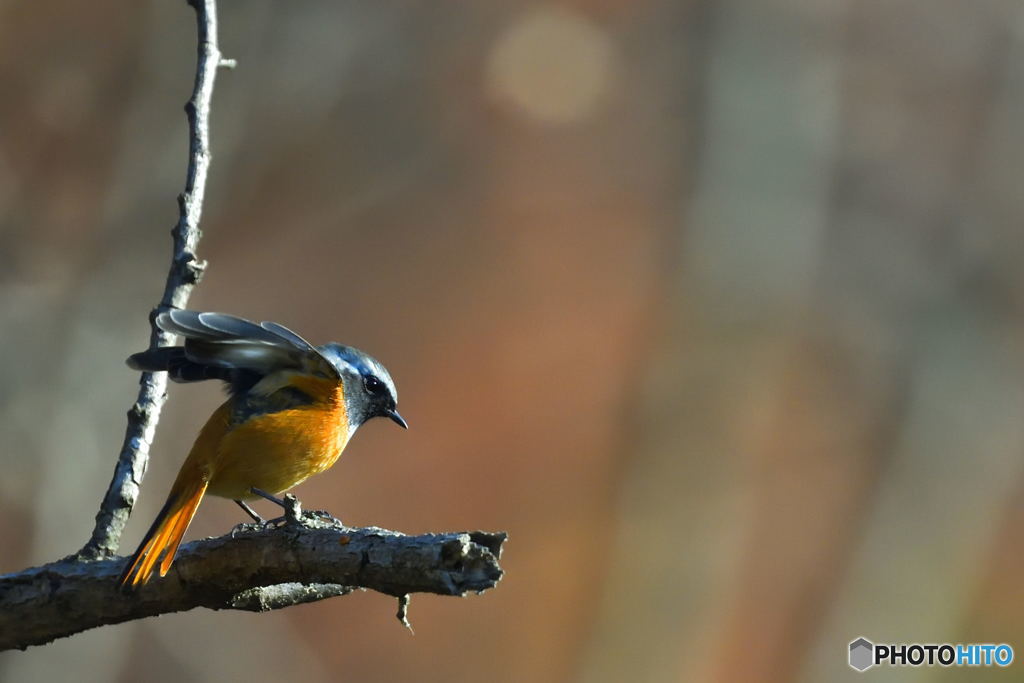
(0, 0, 506, 650)
(80, 0, 232, 560)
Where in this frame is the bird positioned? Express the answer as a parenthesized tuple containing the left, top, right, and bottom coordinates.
(118, 309, 407, 589)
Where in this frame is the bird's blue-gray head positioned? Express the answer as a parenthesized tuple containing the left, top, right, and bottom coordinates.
(318, 343, 406, 432)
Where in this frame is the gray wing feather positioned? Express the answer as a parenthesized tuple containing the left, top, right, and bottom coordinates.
(155, 310, 338, 378)
(260, 320, 320, 355)
(158, 310, 283, 346)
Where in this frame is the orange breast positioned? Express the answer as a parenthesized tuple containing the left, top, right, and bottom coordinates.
(204, 380, 350, 500)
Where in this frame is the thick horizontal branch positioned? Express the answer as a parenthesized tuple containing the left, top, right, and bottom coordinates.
(1, 513, 506, 651)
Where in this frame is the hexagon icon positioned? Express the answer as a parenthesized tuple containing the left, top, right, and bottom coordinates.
(849, 637, 875, 672)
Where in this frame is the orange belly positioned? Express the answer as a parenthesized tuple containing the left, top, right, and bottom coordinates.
(184, 384, 350, 501)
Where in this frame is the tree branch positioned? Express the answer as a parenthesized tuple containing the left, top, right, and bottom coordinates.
(80, 0, 225, 561)
(2, 513, 506, 651)
(3, 0, 507, 650)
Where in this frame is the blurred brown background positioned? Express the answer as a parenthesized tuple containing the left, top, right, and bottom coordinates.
(2, 0, 1023, 681)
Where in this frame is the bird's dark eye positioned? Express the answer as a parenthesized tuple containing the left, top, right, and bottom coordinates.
(364, 375, 384, 395)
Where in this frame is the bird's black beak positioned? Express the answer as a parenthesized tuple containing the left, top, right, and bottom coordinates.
(387, 409, 408, 429)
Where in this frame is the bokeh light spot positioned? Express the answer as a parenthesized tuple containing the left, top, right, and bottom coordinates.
(486, 6, 615, 125)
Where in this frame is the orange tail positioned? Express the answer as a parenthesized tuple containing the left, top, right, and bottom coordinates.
(119, 480, 208, 589)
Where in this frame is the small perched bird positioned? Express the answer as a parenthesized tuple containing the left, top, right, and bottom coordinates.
(119, 309, 406, 588)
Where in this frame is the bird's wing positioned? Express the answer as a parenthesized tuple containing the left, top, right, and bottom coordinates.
(154, 310, 339, 379)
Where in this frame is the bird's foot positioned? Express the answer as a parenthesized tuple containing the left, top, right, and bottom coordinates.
(230, 520, 264, 537)
(246, 488, 342, 528)
(256, 515, 289, 530)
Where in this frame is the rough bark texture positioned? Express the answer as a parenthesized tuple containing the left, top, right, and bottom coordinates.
(2, 512, 506, 651)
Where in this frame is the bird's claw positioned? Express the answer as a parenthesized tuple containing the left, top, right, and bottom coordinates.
(261, 515, 290, 530)
(230, 520, 262, 537)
